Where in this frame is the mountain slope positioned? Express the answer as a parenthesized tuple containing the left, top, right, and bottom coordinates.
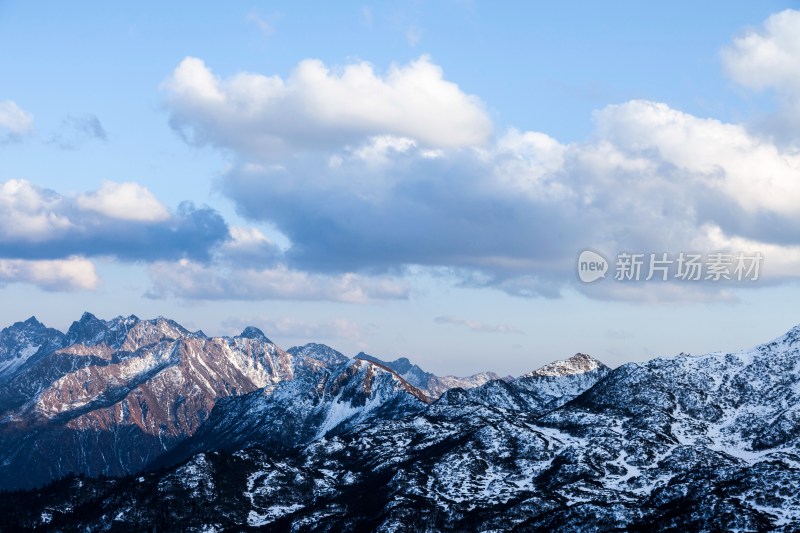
(0, 315, 296, 490)
(3, 326, 798, 530)
(355, 351, 501, 398)
(154, 357, 430, 469)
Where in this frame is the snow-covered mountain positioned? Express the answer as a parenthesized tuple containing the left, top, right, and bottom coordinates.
(461, 353, 611, 413)
(354, 351, 502, 398)
(1, 317, 799, 531)
(154, 357, 430, 470)
(0, 315, 489, 491)
(0, 313, 301, 489)
(0, 316, 66, 383)
(287, 342, 350, 367)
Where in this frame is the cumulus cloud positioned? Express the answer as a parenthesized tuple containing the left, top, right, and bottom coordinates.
(161, 55, 491, 156)
(592, 101, 800, 218)
(723, 9, 800, 93)
(0, 179, 228, 261)
(0, 100, 33, 143)
(48, 113, 108, 150)
(219, 99, 800, 301)
(0, 257, 99, 291)
(76, 181, 170, 222)
(146, 260, 410, 302)
(434, 316, 522, 334)
(217, 226, 283, 267)
(722, 9, 800, 143)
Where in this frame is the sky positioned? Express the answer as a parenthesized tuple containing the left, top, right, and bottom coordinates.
(2, 1, 800, 376)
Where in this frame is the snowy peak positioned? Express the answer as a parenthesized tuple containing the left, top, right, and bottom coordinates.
(20, 316, 45, 329)
(0, 316, 65, 379)
(65, 312, 140, 349)
(0, 316, 49, 357)
(119, 317, 192, 352)
(522, 353, 607, 378)
(287, 342, 349, 368)
(239, 326, 271, 342)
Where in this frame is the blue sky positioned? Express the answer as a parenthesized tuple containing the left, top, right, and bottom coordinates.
(2, 1, 800, 376)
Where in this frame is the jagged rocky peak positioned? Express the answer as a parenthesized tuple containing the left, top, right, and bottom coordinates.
(287, 343, 349, 366)
(65, 312, 141, 349)
(119, 316, 192, 351)
(64, 311, 99, 342)
(238, 326, 271, 342)
(0, 316, 65, 372)
(522, 353, 607, 378)
(20, 316, 45, 328)
(1, 316, 47, 339)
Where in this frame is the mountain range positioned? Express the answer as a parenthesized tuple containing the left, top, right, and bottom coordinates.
(0, 313, 798, 531)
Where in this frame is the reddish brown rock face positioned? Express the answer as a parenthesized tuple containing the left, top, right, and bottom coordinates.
(0, 314, 298, 490)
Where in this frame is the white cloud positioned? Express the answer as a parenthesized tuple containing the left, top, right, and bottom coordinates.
(162, 55, 492, 156)
(75, 181, 170, 222)
(0, 100, 33, 142)
(0, 179, 227, 261)
(220, 98, 800, 302)
(146, 260, 410, 303)
(592, 100, 800, 217)
(722, 9, 800, 142)
(722, 9, 800, 93)
(0, 257, 99, 291)
(225, 226, 276, 250)
(434, 316, 522, 334)
(0, 179, 73, 241)
(217, 225, 283, 267)
(696, 223, 800, 279)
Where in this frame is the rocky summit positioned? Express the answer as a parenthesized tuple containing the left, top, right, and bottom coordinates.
(0, 314, 798, 531)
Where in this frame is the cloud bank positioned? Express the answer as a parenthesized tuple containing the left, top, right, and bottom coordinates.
(146, 260, 409, 303)
(0, 257, 98, 291)
(0, 179, 228, 262)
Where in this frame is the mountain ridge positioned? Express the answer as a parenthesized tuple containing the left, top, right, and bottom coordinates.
(1, 313, 796, 531)
(0, 313, 513, 491)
